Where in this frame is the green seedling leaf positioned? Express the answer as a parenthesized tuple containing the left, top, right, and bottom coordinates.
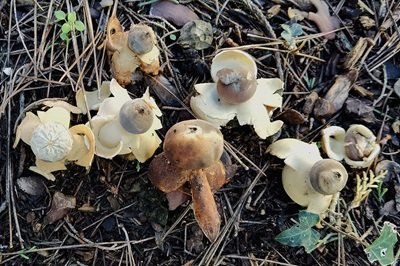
(275, 211, 320, 253)
(67, 11, 77, 23)
(54, 10, 66, 20)
(365, 222, 398, 266)
(61, 23, 71, 33)
(74, 21, 85, 32)
(60, 32, 69, 41)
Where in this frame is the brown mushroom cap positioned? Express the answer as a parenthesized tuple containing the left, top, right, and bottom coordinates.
(216, 67, 257, 104)
(128, 25, 155, 55)
(119, 99, 154, 134)
(148, 153, 190, 193)
(309, 159, 348, 195)
(163, 119, 224, 170)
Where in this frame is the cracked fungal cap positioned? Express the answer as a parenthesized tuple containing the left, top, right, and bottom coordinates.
(148, 119, 226, 242)
(88, 79, 162, 162)
(190, 49, 284, 139)
(321, 124, 380, 168)
(267, 138, 348, 215)
(13, 104, 95, 181)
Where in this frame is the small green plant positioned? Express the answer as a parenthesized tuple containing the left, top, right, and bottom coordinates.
(280, 23, 303, 50)
(373, 180, 388, 204)
(17, 246, 37, 261)
(54, 10, 85, 43)
(275, 211, 321, 253)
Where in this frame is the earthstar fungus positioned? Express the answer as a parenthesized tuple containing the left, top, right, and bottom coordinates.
(190, 50, 284, 139)
(88, 79, 162, 162)
(267, 139, 348, 215)
(100, 16, 160, 85)
(13, 105, 95, 181)
(148, 119, 227, 242)
(321, 124, 380, 168)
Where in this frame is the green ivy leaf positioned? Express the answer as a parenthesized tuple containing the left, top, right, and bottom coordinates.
(298, 210, 319, 228)
(61, 23, 71, 34)
(54, 10, 66, 20)
(67, 11, 77, 23)
(365, 222, 398, 266)
(275, 211, 320, 253)
(74, 21, 85, 32)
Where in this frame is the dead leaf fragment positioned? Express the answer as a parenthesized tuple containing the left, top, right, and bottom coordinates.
(165, 190, 191, 210)
(267, 5, 281, 18)
(277, 108, 306, 125)
(342, 37, 374, 70)
(17, 176, 45, 196)
(375, 160, 400, 182)
(44, 192, 76, 225)
(359, 16, 375, 29)
(150, 1, 199, 27)
(178, 20, 213, 50)
(288, 7, 306, 21)
(313, 70, 358, 119)
(344, 97, 376, 124)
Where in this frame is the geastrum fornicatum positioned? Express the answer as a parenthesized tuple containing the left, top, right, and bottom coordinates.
(148, 119, 227, 242)
(321, 124, 381, 168)
(13, 104, 95, 181)
(190, 50, 284, 139)
(267, 139, 348, 215)
(100, 16, 160, 86)
(88, 79, 162, 162)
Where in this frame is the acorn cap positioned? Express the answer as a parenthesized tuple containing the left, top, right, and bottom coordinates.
(119, 98, 154, 134)
(163, 119, 224, 170)
(309, 159, 348, 195)
(216, 67, 257, 104)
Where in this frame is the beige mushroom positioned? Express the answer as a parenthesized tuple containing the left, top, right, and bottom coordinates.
(75, 81, 112, 114)
(13, 106, 95, 181)
(321, 124, 380, 168)
(267, 138, 348, 215)
(148, 119, 227, 242)
(88, 79, 162, 162)
(190, 50, 284, 139)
